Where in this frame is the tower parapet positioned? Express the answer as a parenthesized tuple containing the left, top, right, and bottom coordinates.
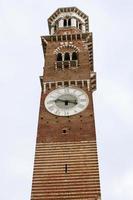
(48, 7, 89, 35)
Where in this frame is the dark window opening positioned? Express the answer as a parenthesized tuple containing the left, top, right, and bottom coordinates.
(63, 35, 66, 41)
(53, 21, 58, 32)
(79, 23, 82, 30)
(64, 52, 70, 61)
(68, 18, 71, 26)
(63, 129, 67, 133)
(62, 128, 69, 134)
(72, 52, 78, 60)
(72, 34, 76, 40)
(57, 53, 62, 61)
(58, 35, 61, 41)
(64, 19, 67, 27)
(65, 164, 68, 174)
(67, 35, 71, 40)
(54, 25, 57, 32)
(64, 81, 69, 86)
(77, 34, 81, 39)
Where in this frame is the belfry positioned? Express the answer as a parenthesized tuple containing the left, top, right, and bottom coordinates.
(30, 7, 101, 199)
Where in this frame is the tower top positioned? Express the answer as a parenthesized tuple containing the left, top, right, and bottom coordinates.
(48, 7, 89, 35)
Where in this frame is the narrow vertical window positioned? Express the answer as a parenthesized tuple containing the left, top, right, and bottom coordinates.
(54, 21, 58, 32)
(64, 52, 70, 61)
(79, 23, 82, 30)
(57, 53, 62, 61)
(68, 18, 71, 26)
(76, 20, 79, 28)
(72, 52, 78, 60)
(65, 164, 68, 174)
(64, 19, 67, 27)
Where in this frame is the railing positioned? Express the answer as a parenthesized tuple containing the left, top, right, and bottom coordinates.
(55, 60, 78, 70)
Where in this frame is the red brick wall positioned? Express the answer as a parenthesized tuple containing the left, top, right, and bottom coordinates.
(31, 19, 101, 200)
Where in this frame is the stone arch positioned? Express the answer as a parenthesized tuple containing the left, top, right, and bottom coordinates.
(54, 44, 80, 55)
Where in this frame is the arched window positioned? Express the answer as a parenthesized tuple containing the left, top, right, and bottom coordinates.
(79, 23, 82, 30)
(72, 52, 78, 60)
(68, 18, 71, 26)
(64, 19, 67, 27)
(54, 25, 57, 32)
(64, 52, 70, 61)
(57, 53, 62, 61)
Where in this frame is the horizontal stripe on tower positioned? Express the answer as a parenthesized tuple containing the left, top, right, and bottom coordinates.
(31, 140, 100, 199)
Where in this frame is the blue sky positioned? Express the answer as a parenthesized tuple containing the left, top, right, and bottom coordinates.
(0, 0, 133, 199)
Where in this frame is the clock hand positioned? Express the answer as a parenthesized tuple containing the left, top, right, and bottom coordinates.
(68, 100, 77, 104)
(55, 99, 66, 102)
(55, 99, 77, 105)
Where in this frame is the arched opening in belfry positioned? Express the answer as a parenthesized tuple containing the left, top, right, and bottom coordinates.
(54, 24, 57, 32)
(64, 19, 67, 27)
(57, 53, 62, 61)
(68, 18, 71, 26)
(79, 23, 82, 30)
(72, 52, 78, 60)
(64, 52, 70, 61)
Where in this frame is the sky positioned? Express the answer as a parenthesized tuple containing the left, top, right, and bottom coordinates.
(0, 0, 133, 199)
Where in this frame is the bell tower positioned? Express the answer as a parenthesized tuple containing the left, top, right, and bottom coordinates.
(30, 7, 101, 199)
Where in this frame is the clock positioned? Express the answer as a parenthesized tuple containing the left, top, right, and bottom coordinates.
(44, 87, 89, 116)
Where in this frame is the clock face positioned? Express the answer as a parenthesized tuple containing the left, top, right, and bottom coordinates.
(44, 87, 89, 116)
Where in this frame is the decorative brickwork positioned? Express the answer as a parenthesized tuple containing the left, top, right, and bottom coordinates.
(31, 141, 100, 199)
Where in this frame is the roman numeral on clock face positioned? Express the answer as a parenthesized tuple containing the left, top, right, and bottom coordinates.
(49, 95, 57, 99)
(47, 100, 54, 104)
(64, 87, 69, 94)
(48, 105, 55, 111)
(64, 110, 69, 116)
(77, 104, 85, 109)
(77, 94, 84, 98)
(79, 98, 87, 102)
(54, 109, 60, 115)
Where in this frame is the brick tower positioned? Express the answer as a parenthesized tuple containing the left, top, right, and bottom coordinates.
(30, 7, 101, 199)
